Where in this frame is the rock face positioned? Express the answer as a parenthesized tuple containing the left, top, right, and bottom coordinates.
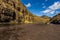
(0, 0, 34, 24)
(50, 13, 60, 24)
(0, 0, 20, 24)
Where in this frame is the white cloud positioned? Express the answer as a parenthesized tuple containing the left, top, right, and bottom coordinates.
(43, 9, 51, 13)
(50, 11, 55, 14)
(49, 2, 60, 10)
(42, 1, 60, 14)
(43, 9, 55, 14)
(25, 3, 31, 7)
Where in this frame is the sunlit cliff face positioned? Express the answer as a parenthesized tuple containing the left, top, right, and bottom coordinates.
(0, 0, 20, 23)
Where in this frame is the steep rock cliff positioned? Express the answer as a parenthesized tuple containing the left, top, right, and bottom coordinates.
(0, 0, 34, 24)
(50, 13, 60, 24)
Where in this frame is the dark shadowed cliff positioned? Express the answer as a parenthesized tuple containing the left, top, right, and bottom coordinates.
(50, 13, 60, 24)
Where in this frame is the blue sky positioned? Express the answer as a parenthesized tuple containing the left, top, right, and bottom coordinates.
(21, 0, 60, 17)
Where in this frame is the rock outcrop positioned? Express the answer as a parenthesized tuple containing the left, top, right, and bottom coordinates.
(0, 0, 34, 24)
(50, 13, 60, 24)
(0, 0, 20, 24)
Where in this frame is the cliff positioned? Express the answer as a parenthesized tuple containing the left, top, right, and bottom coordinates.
(50, 13, 60, 24)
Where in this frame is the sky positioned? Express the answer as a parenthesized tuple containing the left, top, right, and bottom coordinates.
(21, 0, 60, 17)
